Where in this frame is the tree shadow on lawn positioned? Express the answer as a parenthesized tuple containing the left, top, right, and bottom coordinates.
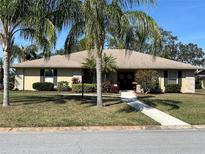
(9, 95, 65, 106)
(9, 94, 122, 107)
(138, 96, 182, 111)
(62, 95, 122, 107)
(117, 105, 137, 113)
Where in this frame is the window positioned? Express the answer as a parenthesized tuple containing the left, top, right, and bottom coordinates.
(44, 69, 54, 83)
(168, 71, 178, 84)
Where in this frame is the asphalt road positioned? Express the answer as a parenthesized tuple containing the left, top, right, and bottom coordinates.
(0, 129, 205, 154)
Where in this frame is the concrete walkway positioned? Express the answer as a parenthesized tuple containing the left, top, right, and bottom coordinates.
(121, 91, 190, 126)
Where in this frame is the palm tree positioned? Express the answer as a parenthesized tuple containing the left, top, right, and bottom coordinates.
(65, 0, 161, 107)
(11, 44, 39, 63)
(83, 53, 118, 82)
(0, 58, 3, 88)
(82, 55, 96, 83)
(0, 0, 80, 107)
(102, 53, 118, 81)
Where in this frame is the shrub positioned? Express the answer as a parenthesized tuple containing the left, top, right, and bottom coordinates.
(102, 81, 120, 93)
(135, 70, 160, 93)
(9, 82, 14, 90)
(57, 81, 70, 92)
(149, 83, 161, 94)
(196, 82, 202, 89)
(33, 82, 54, 91)
(102, 81, 112, 93)
(110, 85, 120, 93)
(165, 84, 181, 93)
(72, 83, 96, 93)
(72, 77, 80, 84)
(195, 77, 202, 89)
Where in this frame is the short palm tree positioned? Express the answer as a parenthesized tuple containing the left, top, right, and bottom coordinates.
(65, 0, 161, 107)
(82, 53, 118, 82)
(82, 55, 96, 82)
(102, 53, 118, 81)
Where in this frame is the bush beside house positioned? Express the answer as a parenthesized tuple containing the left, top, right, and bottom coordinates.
(135, 70, 161, 94)
(57, 81, 71, 92)
(195, 77, 203, 89)
(165, 84, 181, 93)
(72, 83, 96, 93)
(102, 81, 119, 93)
(33, 82, 54, 91)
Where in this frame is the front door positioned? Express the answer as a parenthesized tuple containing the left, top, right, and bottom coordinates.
(118, 72, 134, 90)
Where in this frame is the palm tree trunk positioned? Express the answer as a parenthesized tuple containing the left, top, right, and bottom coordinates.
(3, 51, 9, 107)
(96, 52, 103, 107)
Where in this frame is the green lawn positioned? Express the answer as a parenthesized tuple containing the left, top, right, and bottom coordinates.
(196, 89, 205, 94)
(0, 91, 157, 127)
(139, 93, 205, 125)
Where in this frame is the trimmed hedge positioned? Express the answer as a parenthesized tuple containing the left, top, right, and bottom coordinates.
(149, 83, 161, 94)
(57, 81, 71, 91)
(33, 82, 54, 91)
(165, 84, 181, 93)
(72, 83, 96, 93)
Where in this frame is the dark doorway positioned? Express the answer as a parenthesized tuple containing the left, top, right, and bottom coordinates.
(118, 72, 134, 90)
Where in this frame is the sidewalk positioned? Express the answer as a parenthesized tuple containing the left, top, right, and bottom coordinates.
(121, 91, 190, 126)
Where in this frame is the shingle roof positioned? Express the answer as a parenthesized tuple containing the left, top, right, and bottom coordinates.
(12, 49, 201, 70)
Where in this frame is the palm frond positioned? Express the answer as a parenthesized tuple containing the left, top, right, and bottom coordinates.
(116, 0, 156, 8)
(64, 21, 85, 54)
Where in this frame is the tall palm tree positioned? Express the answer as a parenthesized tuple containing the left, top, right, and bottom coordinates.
(65, 0, 161, 107)
(0, 58, 3, 87)
(0, 0, 80, 107)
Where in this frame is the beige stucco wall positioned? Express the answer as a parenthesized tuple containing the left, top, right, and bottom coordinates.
(181, 71, 195, 93)
(15, 68, 195, 93)
(158, 70, 165, 92)
(15, 68, 24, 90)
(159, 70, 195, 93)
(24, 69, 40, 90)
(15, 68, 82, 90)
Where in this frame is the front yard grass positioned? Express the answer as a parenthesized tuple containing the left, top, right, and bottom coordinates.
(0, 91, 157, 127)
(139, 93, 205, 125)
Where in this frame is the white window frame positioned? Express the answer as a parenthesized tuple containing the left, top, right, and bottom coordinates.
(168, 70, 178, 85)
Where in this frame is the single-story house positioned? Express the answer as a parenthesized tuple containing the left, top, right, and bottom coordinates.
(12, 49, 201, 93)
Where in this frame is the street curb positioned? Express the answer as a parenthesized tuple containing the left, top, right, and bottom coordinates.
(0, 125, 205, 133)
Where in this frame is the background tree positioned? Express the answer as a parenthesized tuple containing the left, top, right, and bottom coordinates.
(176, 43, 205, 66)
(65, 0, 161, 107)
(157, 29, 205, 66)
